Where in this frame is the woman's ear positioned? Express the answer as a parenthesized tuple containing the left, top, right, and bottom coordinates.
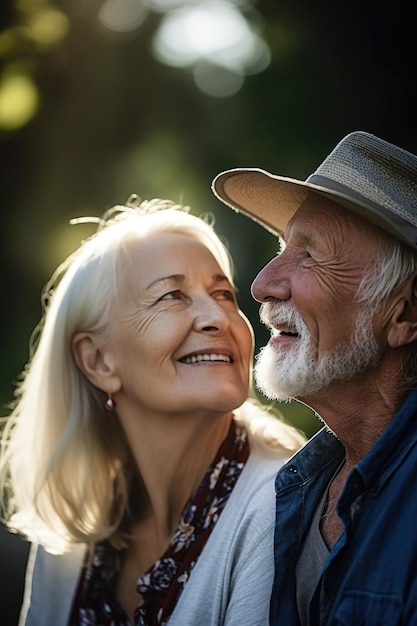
(72, 332, 121, 393)
(387, 275, 417, 349)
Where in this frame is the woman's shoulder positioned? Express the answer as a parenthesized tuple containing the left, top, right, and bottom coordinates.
(21, 543, 86, 626)
(234, 399, 306, 459)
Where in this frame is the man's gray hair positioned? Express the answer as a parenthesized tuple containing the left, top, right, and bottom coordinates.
(356, 235, 417, 382)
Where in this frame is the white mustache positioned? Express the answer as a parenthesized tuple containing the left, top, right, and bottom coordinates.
(259, 302, 306, 334)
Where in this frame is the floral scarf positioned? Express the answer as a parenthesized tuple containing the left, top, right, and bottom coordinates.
(69, 418, 249, 626)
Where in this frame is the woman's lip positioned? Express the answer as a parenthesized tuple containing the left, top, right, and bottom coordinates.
(178, 350, 234, 364)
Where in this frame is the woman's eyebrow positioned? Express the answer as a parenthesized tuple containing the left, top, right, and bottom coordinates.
(212, 273, 230, 283)
(145, 274, 185, 291)
(145, 273, 230, 291)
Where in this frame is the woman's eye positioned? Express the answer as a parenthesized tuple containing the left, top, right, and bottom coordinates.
(214, 289, 236, 301)
(160, 290, 183, 300)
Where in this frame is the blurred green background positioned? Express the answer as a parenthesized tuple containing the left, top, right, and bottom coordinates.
(1, 0, 416, 622)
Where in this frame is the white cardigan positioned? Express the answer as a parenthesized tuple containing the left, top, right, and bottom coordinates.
(20, 451, 288, 626)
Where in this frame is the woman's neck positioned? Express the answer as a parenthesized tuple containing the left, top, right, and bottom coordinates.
(115, 410, 234, 623)
(120, 409, 234, 534)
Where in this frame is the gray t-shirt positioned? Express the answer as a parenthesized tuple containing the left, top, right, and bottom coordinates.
(295, 488, 330, 625)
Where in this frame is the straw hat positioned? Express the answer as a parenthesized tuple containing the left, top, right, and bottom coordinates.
(212, 131, 417, 248)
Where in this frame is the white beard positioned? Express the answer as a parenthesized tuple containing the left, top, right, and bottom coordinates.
(254, 302, 381, 402)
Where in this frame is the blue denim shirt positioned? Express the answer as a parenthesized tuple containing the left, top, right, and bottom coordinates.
(270, 387, 417, 626)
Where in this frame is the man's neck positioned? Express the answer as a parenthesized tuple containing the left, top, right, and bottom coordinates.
(300, 370, 402, 465)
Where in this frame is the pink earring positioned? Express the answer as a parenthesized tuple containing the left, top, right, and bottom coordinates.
(105, 394, 116, 410)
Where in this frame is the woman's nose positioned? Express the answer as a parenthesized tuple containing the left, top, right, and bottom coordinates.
(251, 257, 291, 303)
(193, 298, 231, 333)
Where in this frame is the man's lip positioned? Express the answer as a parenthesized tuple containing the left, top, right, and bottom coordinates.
(178, 349, 234, 364)
(269, 334, 298, 347)
(271, 332, 298, 340)
(270, 326, 299, 344)
(273, 325, 299, 337)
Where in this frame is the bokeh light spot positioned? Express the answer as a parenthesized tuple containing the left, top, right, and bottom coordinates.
(0, 71, 40, 130)
(193, 61, 244, 97)
(143, 0, 188, 12)
(98, 0, 148, 32)
(152, 1, 268, 72)
(28, 7, 70, 49)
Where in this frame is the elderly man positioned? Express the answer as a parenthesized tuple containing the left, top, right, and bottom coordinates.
(212, 131, 417, 625)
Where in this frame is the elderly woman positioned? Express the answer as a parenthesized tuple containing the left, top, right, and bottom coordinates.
(0, 197, 304, 626)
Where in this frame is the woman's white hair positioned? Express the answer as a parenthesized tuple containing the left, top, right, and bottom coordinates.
(0, 197, 304, 554)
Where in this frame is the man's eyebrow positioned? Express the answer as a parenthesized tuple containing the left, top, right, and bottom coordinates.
(285, 226, 314, 247)
(297, 231, 314, 246)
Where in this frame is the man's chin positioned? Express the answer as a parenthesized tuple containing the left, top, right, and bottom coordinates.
(254, 346, 300, 402)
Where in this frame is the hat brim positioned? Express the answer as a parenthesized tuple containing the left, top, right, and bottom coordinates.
(212, 167, 415, 244)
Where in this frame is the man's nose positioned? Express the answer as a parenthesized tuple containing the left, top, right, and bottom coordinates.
(251, 257, 291, 303)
